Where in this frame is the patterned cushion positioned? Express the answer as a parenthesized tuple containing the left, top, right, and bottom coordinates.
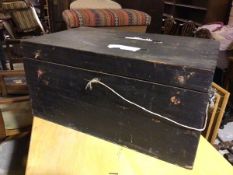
(63, 9, 151, 28)
(2, 1, 39, 32)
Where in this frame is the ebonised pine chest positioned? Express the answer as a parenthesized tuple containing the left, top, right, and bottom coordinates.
(22, 27, 218, 169)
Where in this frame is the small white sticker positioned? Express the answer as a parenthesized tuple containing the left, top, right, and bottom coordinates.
(108, 44, 141, 52)
(125, 36, 152, 42)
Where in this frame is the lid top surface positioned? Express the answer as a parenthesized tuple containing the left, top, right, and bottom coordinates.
(22, 27, 218, 71)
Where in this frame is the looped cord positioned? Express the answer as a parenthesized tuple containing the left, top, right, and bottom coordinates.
(86, 78, 209, 132)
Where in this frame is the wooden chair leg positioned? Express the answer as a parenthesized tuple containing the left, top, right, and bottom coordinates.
(0, 111, 6, 140)
(5, 42, 14, 70)
(2, 20, 15, 39)
(0, 76, 7, 96)
(9, 59, 14, 70)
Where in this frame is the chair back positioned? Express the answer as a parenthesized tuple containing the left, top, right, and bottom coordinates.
(203, 83, 230, 144)
(2, 0, 44, 34)
(162, 16, 177, 35)
(180, 21, 197, 37)
(0, 70, 28, 96)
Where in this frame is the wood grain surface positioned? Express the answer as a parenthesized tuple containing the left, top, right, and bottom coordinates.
(26, 117, 233, 175)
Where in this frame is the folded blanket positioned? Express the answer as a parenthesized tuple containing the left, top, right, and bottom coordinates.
(198, 23, 233, 51)
(198, 23, 233, 69)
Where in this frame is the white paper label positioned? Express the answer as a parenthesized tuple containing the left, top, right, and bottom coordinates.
(108, 44, 141, 52)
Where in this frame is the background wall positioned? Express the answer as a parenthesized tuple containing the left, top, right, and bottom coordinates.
(114, 0, 163, 33)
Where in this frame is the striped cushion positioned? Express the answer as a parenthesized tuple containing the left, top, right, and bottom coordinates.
(63, 9, 151, 28)
(2, 1, 38, 32)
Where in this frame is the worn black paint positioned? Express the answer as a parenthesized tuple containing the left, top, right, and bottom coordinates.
(22, 28, 218, 92)
(22, 28, 218, 168)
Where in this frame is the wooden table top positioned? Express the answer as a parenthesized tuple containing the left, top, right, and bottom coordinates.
(26, 117, 233, 175)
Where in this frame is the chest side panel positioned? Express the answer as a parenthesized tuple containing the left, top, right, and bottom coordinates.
(24, 58, 208, 168)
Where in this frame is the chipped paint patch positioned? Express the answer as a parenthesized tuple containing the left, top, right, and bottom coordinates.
(43, 80, 49, 86)
(170, 96, 181, 105)
(34, 50, 41, 59)
(152, 118, 161, 123)
(177, 75, 185, 85)
(37, 69, 44, 79)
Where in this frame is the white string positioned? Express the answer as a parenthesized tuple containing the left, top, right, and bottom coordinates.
(85, 78, 209, 132)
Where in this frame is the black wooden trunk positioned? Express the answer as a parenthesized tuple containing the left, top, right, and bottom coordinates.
(22, 27, 218, 168)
